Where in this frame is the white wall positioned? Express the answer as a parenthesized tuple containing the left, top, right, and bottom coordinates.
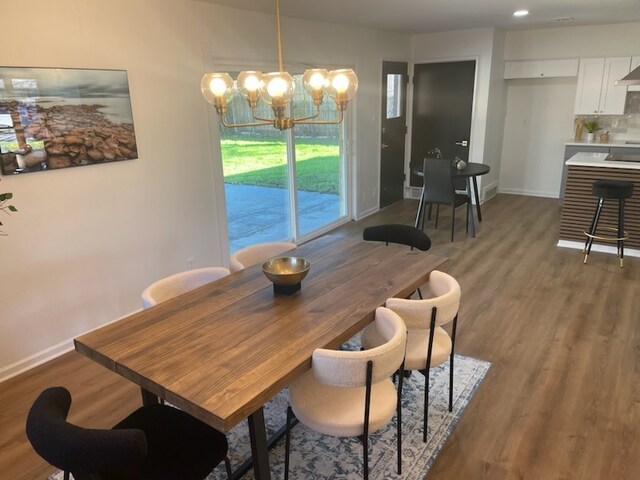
(410, 28, 502, 198)
(499, 22, 640, 197)
(483, 29, 507, 199)
(0, 0, 410, 379)
(504, 23, 640, 60)
(499, 78, 577, 197)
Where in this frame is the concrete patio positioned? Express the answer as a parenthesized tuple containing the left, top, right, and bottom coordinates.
(224, 183, 342, 251)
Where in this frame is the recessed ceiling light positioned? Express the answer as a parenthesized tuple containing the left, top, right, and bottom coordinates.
(513, 10, 529, 17)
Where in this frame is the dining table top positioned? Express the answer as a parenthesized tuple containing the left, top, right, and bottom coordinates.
(75, 235, 446, 432)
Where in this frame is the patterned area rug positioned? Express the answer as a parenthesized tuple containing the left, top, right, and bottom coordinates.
(51, 349, 489, 480)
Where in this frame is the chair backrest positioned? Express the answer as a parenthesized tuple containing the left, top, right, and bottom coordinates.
(26, 387, 147, 480)
(141, 267, 230, 309)
(385, 270, 460, 330)
(229, 241, 297, 273)
(311, 307, 406, 388)
(362, 224, 431, 251)
(422, 157, 456, 205)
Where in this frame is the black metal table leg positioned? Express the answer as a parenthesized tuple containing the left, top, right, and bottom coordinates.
(248, 407, 271, 480)
(140, 387, 159, 405)
(472, 176, 482, 222)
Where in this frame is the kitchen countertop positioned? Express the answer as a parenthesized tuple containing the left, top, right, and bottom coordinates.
(566, 152, 640, 170)
(566, 140, 640, 148)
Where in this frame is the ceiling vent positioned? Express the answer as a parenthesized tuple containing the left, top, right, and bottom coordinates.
(553, 16, 575, 22)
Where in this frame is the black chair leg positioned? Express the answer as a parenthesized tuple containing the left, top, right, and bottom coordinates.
(451, 205, 455, 242)
(224, 457, 233, 480)
(417, 287, 423, 299)
(428, 203, 433, 221)
(363, 434, 369, 480)
(63, 472, 70, 480)
(466, 201, 470, 234)
(422, 369, 430, 442)
(435, 205, 440, 229)
(449, 314, 458, 413)
(397, 362, 404, 476)
(284, 406, 293, 480)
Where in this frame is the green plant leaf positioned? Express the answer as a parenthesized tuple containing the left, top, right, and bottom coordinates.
(8, 205, 17, 212)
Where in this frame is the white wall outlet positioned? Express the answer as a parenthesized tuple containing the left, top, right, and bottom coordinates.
(186, 257, 195, 270)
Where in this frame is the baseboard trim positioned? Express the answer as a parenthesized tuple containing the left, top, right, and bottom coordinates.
(498, 188, 559, 199)
(0, 340, 75, 384)
(482, 181, 498, 203)
(355, 205, 379, 221)
(0, 309, 141, 384)
(557, 240, 640, 258)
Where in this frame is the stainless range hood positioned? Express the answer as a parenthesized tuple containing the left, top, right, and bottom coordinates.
(616, 65, 640, 86)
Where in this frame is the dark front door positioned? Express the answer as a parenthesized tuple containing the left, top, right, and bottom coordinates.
(380, 61, 408, 208)
(409, 61, 476, 187)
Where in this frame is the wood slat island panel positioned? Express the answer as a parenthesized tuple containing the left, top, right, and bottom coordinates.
(560, 165, 640, 248)
(75, 235, 446, 431)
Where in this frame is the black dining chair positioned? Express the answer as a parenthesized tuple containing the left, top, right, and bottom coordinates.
(420, 157, 474, 242)
(26, 387, 232, 480)
(363, 224, 431, 299)
(362, 224, 431, 251)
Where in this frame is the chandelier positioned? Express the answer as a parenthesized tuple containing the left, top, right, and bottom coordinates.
(200, 0, 358, 131)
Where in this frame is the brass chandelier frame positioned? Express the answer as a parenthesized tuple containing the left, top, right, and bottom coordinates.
(200, 0, 357, 131)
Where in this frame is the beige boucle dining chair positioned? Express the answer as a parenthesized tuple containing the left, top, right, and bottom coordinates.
(284, 306, 407, 480)
(141, 267, 230, 309)
(361, 270, 461, 443)
(229, 241, 296, 273)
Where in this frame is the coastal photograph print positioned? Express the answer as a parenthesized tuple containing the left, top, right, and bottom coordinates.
(0, 67, 137, 175)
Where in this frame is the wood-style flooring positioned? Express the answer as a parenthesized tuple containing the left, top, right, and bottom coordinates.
(1, 194, 638, 479)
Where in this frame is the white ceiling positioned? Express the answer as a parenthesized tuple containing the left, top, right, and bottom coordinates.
(200, 0, 640, 34)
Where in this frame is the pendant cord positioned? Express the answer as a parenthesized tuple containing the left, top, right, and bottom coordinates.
(276, 0, 284, 72)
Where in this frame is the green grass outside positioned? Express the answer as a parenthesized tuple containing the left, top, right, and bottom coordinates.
(222, 137, 340, 194)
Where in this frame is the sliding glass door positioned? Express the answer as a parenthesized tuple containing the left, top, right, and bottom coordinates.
(219, 73, 349, 252)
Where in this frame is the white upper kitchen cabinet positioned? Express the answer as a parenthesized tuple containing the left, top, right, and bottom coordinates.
(574, 57, 630, 115)
(504, 59, 578, 79)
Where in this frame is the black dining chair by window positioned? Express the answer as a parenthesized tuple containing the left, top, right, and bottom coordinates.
(363, 224, 431, 298)
(26, 387, 232, 480)
(420, 157, 474, 242)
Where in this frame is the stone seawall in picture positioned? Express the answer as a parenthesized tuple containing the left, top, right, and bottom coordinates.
(1, 102, 137, 175)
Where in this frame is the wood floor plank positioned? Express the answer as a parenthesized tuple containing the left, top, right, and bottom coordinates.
(1, 194, 638, 480)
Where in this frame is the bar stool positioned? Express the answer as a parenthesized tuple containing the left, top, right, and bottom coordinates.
(583, 179, 634, 268)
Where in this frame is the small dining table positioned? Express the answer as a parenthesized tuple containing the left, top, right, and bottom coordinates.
(413, 162, 490, 236)
(74, 235, 446, 480)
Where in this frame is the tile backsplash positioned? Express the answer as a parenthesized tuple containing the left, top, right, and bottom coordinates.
(577, 92, 640, 139)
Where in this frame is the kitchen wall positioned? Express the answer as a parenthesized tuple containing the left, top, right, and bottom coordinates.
(499, 22, 640, 198)
(0, 0, 410, 380)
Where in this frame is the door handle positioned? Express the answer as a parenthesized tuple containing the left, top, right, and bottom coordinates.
(455, 140, 468, 147)
(381, 143, 389, 149)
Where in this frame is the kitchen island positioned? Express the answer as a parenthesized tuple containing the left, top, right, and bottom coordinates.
(559, 152, 640, 257)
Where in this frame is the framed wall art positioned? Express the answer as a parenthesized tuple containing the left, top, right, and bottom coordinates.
(0, 67, 137, 175)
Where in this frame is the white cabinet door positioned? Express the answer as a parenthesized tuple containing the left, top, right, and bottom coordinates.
(574, 58, 605, 115)
(504, 59, 578, 79)
(629, 56, 640, 92)
(599, 57, 630, 114)
(574, 57, 631, 115)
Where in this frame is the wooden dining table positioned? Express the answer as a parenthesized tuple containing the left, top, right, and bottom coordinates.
(74, 235, 446, 479)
